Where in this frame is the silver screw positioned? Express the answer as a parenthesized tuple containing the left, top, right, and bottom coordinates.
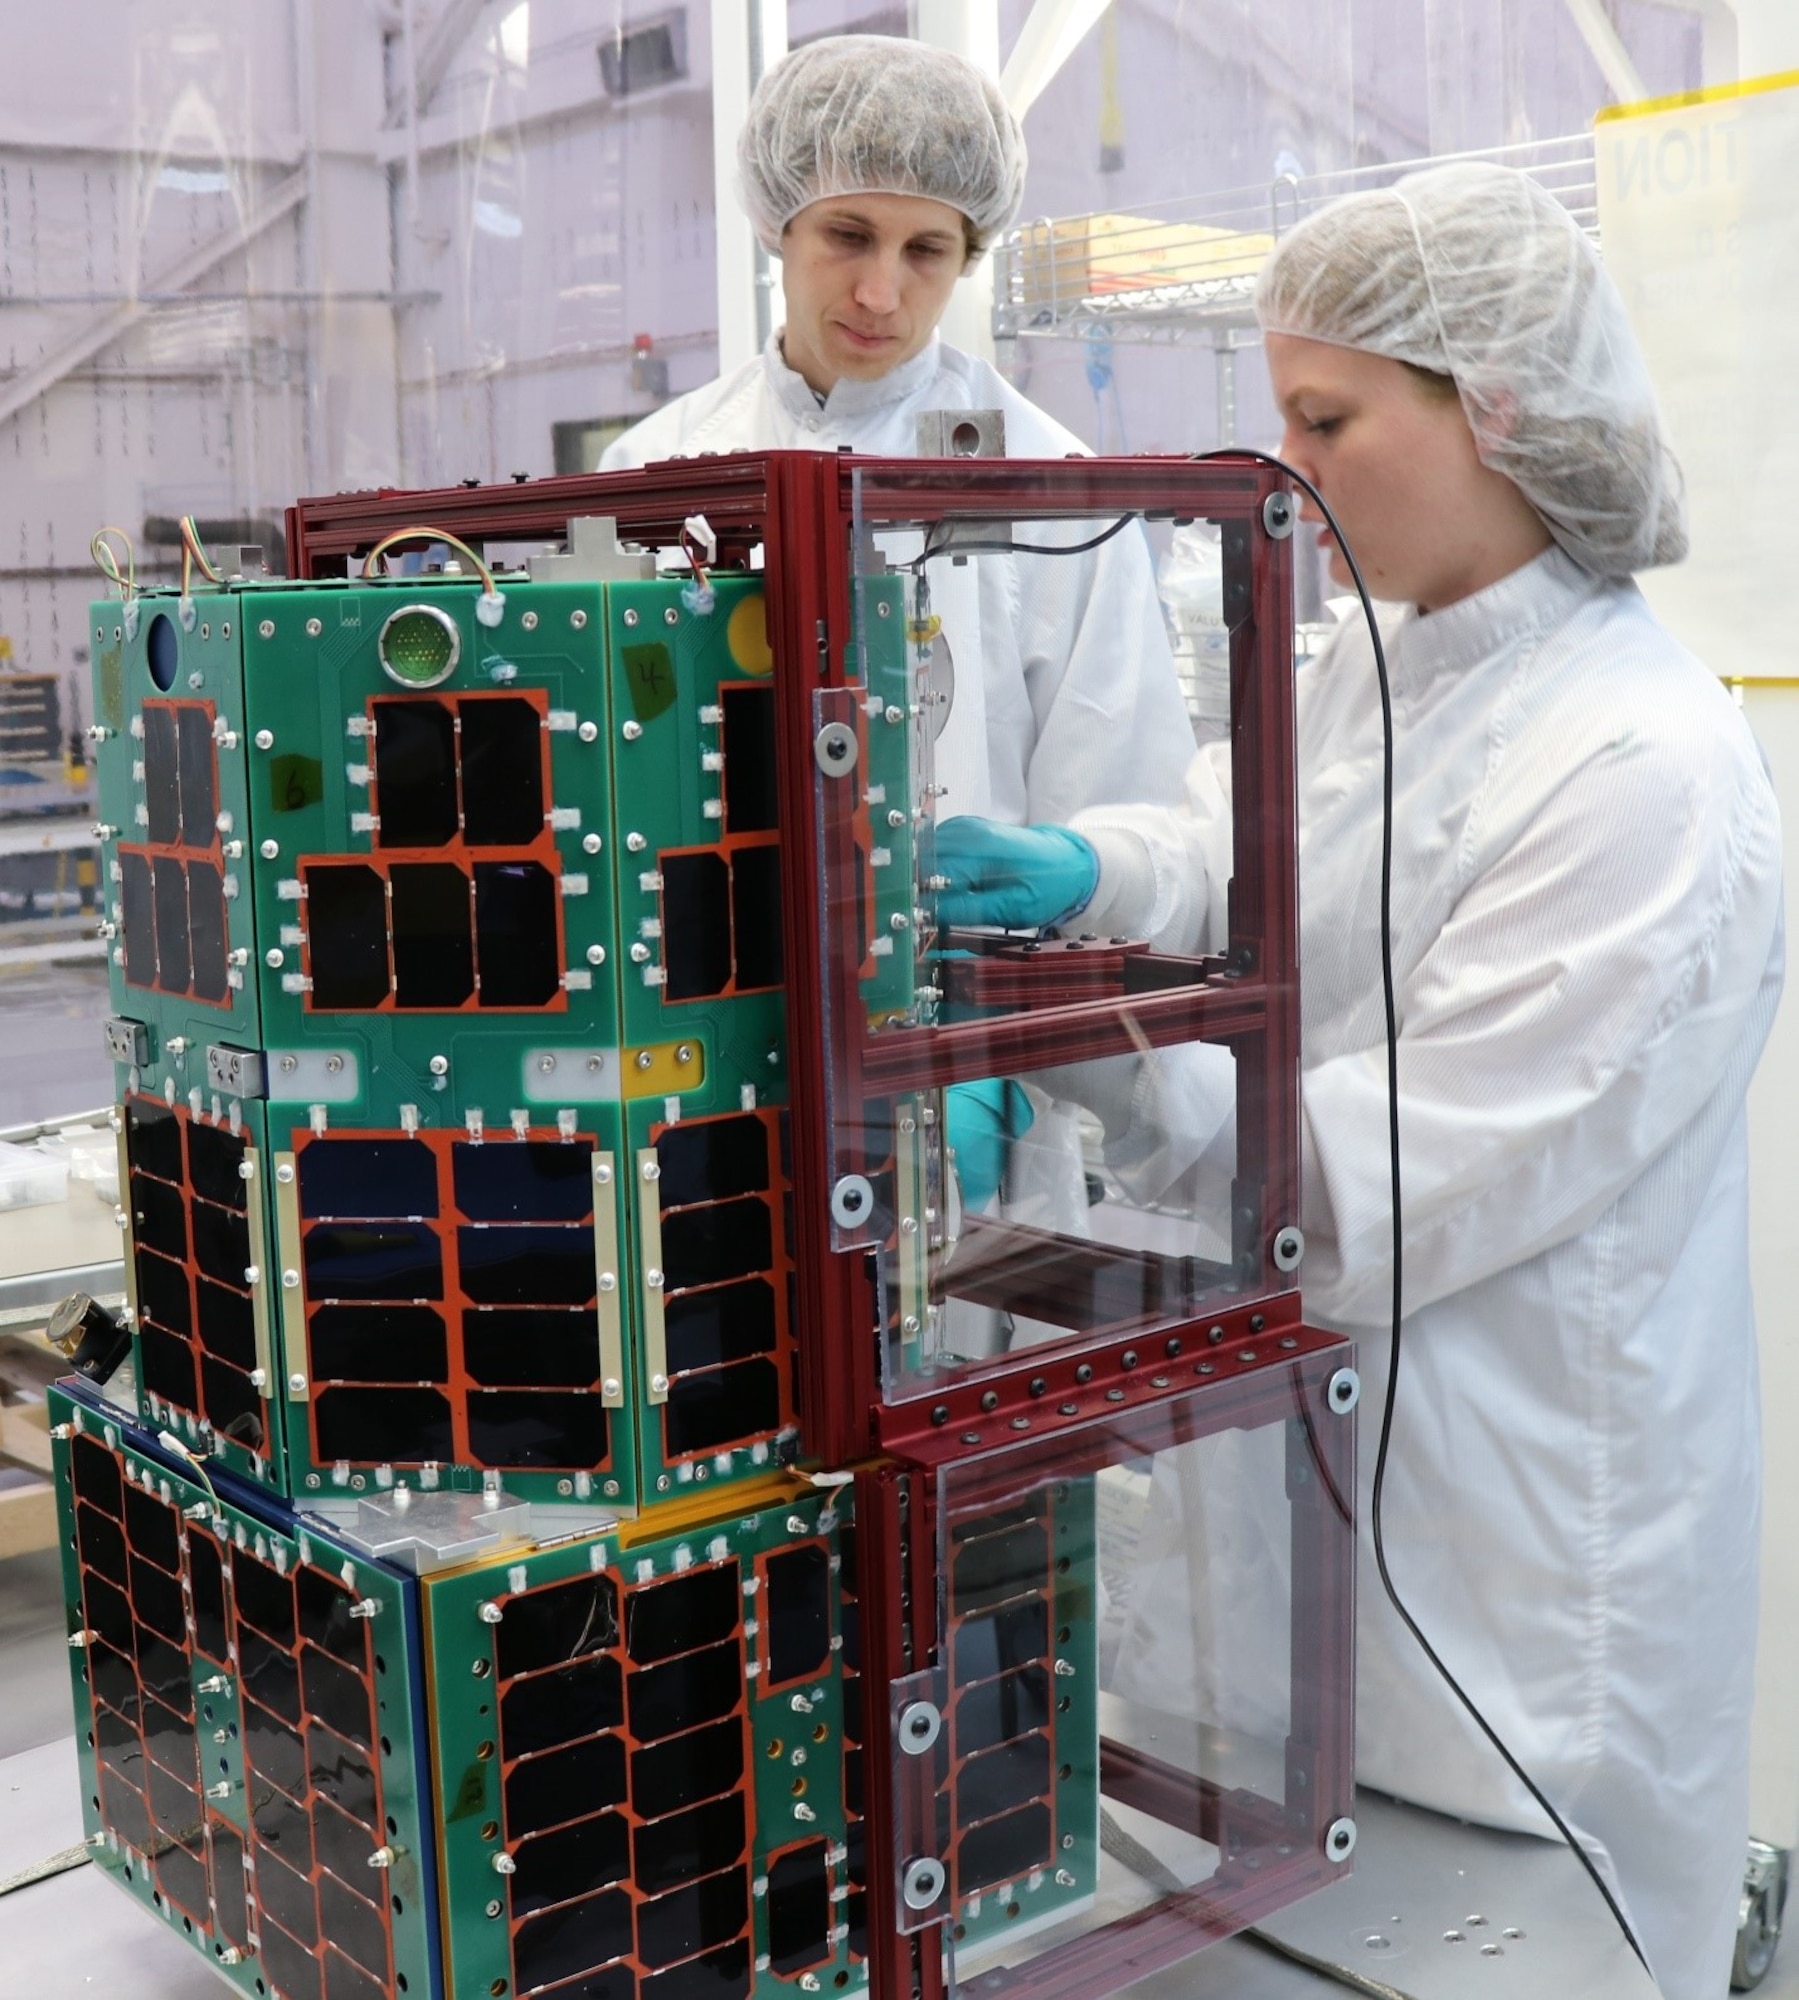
(258, 621, 274, 640)
(305, 617, 322, 637)
(253, 727, 274, 749)
(538, 1055, 557, 1074)
(626, 831, 647, 852)
(582, 832, 602, 854)
(570, 609, 587, 629)
(266, 948, 284, 968)
(260, 839, 279, 859)
(621, 720, 643, 741)
(630, 943, 651, 963)
(586, 944, 606, 965)
(521, 611, 538, 632)
(429, 1055, 449, 1075)
(288, 1373, 307, 1393)
(578, 720, 599, 743)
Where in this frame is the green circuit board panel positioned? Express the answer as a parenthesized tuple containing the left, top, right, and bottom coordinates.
(48, 1381, 438, 2000)
(942, 1473, 1099, 1962)
(89, 599, 262, 1065)
(90, 561, 919, 1513)
(422, 1479, 866, 2000)
(113, 1081, 285, 1490)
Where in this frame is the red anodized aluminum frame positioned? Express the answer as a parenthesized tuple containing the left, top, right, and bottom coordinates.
(289, 454, 1338, 2000)
(289, 451, 1305, 1466)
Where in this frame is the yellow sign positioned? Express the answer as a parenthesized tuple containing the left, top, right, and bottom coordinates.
(1596, 72, 1799, 682)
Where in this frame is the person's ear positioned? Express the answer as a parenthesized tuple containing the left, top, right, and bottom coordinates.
(1464, 384, 1520, 452)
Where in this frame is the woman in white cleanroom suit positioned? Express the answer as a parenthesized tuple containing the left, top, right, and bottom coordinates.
(940, 163, 1786, 2000)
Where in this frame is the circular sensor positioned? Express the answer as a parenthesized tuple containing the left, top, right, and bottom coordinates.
(378, 602, 461, 687)
(146, 611, 179, 690)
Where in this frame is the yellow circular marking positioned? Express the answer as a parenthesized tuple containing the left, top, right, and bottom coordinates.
(726, 591, 774, 677)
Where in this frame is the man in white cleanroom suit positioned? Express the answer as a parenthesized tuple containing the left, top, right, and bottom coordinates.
(602, 35, 1191, 837)
(606, 33, 1194, 1223)
(939, 163, 1786, 2000)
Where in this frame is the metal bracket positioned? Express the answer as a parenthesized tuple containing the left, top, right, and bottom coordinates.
(527, 515, 655, 583)
(636, 1148, 669, 1404)
(206, 1044, 268, 1100)
(103, 1017, 149, 1067)
(915, 409, 1007, 458)
(592, 1153, 625, 1409)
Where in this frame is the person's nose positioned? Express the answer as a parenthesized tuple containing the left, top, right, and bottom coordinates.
(853, 252, 902, 316)
(1277, 423, 1322, 514)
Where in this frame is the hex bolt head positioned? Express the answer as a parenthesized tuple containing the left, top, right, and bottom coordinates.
(901, 1858, 946, 1911)
(898, 1701, 942, 1754)
(1272, 1225, 1306, 1271)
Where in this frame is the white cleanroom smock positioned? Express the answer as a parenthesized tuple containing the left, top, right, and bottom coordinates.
(1076, 545, 1786, 2000)
(602, 331, 1196, 830)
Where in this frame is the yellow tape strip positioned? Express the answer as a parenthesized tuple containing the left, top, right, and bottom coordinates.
(1598, 66, 1799, 125)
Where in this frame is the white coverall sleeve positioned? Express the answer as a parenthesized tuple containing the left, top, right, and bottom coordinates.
(1012, 527, 1198, 822)
(1304, 718, 1785, 1325)
(1070, 740, 1235, 953)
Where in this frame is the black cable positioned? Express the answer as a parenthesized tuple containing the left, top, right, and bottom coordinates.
(911, 512, 1138, 567)
(1193, 448, 1650, 1976)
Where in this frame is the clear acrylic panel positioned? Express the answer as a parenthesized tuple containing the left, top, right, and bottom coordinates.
(884, 1347, 1355, 1994)
(817, 465, 1297, 1409)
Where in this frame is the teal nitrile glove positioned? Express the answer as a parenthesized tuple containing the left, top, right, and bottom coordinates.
(933, 816, 1100, 931)
(947, 1078, 1036, 1209)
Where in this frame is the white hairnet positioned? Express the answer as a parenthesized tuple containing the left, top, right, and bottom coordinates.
(738, 35, 1027, 262)
(1255, 161, 1685, 575)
